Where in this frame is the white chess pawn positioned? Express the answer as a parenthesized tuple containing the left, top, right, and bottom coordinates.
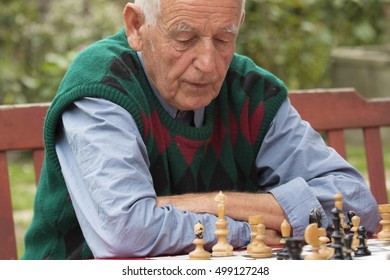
(333, 193, 348, 230)
(350, 215, 361, 249)
(247, 215, 264, 254)
(249, 223, 273, 258)
(189, 221, 211, 260)
(318, 228, 333, 259)
(276, 219, 291, 260)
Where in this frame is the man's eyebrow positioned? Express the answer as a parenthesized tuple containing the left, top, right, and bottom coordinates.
(222, 24, 239, 35)
(176, 22, 194, 33)
(175, 22, 239, 35)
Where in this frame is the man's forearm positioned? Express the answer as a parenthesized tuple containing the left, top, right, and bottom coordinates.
(157, 192, 286, 232)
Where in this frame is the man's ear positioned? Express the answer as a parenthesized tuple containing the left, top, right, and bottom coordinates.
(123, 3, 144, 51)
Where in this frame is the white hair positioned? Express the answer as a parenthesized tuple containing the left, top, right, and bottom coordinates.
(134, 0, 246, 27)
(134, 0, 161, 26)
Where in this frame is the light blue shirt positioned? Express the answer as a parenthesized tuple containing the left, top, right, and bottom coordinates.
(55, 60, 380, 258)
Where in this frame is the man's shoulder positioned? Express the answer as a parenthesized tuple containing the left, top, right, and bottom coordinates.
(58, 28, 139, 93)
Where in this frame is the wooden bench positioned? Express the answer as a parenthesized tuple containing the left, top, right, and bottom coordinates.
(0, 88, 389, 259)
(0, 103, 48, 259)
(289, 88, 389, 205)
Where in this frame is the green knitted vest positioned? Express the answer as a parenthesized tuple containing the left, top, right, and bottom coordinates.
(23, 28, 287, 259)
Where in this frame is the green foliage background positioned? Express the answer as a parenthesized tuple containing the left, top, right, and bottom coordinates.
(0, 0, 387, 104)
(237, 0, 387, 89)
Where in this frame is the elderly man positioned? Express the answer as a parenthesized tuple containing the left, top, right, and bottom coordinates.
(23, 0, 379, 259)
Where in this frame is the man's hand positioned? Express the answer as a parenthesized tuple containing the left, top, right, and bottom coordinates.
(156, 192, 286, 233)
(264, 229, 282, 246)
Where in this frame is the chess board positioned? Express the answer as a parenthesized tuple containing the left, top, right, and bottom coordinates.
(150, 239, 390, 260)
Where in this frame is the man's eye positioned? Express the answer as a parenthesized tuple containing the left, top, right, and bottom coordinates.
(175, 37, 195, 49)
(215, 38, 228, 44)
(214, 36, 230, 44)
(177, 37, 194, 45)
(213, 37, 232, 50)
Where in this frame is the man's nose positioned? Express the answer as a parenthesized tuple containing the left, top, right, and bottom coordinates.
(193, 39, 216, 73)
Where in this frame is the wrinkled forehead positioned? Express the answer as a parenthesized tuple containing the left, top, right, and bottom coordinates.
(159, 0, 244, 34)
(160, 0, 244, 10)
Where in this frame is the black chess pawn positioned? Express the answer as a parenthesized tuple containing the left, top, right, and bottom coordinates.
(344, 233, 354, 260)
(347, 210, 356, 229)
(309, 208, 322, 228)
(285, 237, 305, 260)
(276, 245, 289, 260)
(354, 226, 371, 257)
(330, 207, 345, 260)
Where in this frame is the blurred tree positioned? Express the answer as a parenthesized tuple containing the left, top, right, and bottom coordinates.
(236, 0, 386, 89)
(0, 0, 125, 104)
(327, 0, 386, 45)
(0, 0, 387, 104)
